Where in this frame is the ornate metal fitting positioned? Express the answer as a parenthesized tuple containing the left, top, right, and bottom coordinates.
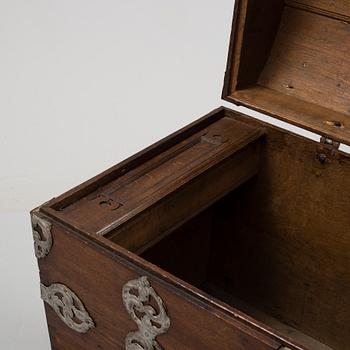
(31, 211, 53, 259)
(41, 283, 95, 333)
(122, 276, 170, 350)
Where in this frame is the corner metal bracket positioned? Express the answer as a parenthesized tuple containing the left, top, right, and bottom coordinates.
(31, 211, 53, 259)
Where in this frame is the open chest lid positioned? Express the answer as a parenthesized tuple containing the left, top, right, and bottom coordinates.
(222, 0, 350, 146)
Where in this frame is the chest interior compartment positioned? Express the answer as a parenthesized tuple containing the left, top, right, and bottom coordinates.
(42, 1, 350, 349)
(141, 109, 350, 350)
(45, 107, 350, 350)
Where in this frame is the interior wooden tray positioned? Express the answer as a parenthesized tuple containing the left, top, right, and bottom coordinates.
(45, 111, 263, 252)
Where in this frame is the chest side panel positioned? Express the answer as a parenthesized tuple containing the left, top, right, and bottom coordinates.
(37, 219, 285, 350)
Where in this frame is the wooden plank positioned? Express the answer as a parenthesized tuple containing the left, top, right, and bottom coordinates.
(230, 86, 350, 145)
(38, 220, 283, 350)
(286, 0, 350, 20)
(259, 6, 350, 116)
(44, 107, 226, 211)
(110, 138, 261, 253)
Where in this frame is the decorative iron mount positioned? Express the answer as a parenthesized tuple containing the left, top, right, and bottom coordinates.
(122, 276, 170, 350)
(41, 283, 95, 334)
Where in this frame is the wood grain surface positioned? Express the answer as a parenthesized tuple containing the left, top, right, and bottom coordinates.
(223, 0, 350, 145)
(38, 219, 285, 350)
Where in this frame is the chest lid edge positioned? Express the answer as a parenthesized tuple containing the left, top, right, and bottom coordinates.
(222, 0, 350, 146)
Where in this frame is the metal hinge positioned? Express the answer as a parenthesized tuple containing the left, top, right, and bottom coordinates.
(320, 136, 340, 150)
(316, 136, 340, 164)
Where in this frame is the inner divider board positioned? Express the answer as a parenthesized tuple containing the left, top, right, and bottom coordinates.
(44, 116, 264, 251)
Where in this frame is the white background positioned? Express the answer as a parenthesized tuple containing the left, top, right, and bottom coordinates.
(0, 1, 330, 349)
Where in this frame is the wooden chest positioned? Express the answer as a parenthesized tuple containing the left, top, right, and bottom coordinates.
(31, 1, 350, 349)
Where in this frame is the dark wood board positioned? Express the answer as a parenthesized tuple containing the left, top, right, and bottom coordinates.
(52, 116, 263, 236)
(208, 109, 350, 350)
(38, 219, 285, 350)
(223, 0, 350, 146)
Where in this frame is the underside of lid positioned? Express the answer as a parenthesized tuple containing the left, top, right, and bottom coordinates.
(223, 0, 350, 146)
